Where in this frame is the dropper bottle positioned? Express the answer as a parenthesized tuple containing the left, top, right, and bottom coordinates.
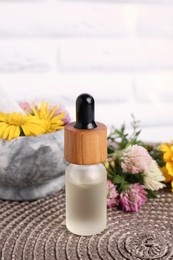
(64, 93, 107, 236)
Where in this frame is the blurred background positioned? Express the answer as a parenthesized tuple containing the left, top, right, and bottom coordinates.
(0, 0, 173, 142)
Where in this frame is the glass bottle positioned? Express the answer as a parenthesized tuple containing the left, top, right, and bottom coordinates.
(64, 93, 107, 236)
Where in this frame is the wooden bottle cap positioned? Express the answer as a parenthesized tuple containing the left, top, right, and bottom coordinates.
(64, 122, 107, 165)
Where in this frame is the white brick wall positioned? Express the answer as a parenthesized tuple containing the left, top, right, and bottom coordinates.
(0, 0, 173, 142)
(59, 39, 173, 70)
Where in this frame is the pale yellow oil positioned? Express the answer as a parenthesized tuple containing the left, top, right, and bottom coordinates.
(65, 163, 107, 236)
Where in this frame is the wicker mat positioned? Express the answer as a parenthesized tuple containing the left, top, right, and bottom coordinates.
(0, 188, 173, 260)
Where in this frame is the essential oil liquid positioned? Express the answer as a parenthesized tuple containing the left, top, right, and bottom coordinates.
(66, 180, 107, 236)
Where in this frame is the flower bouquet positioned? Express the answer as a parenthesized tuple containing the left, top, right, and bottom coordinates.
(0, 98, 70, 201)
(106, 116, 166, 212)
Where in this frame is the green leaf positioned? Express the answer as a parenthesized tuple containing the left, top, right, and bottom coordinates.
(147, 190, 157, 199)
(125, 173, 144, 185)
(120, 182, 130, 192)
(107, 146, 115, 154)
(107, 115, 143, 152)
(113, 175, 124, 184)
(149, 149, 165, 167)
(137, 174, 144, 185)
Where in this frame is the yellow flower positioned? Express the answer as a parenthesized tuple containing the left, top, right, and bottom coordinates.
(161, 166, 173, 182)
(28, 102, 65, 133)
(160, 142, 173, 191)
(160, 142, 173, 175)
(0, 112, 45, 140)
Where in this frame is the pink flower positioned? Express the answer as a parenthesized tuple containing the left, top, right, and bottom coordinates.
(19, 101, 33, 114)
(121, 145, 152, 174)
(119, 183, 147, 212)
(107, 180, 119, 208)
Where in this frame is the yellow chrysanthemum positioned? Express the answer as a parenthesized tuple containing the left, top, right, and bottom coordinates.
(0, 112, 45, 140)
(160, 142, 173, 175)
(160, 142, 173, 191)
(28, 102, 65, 133)
(161, 166, 173, 182)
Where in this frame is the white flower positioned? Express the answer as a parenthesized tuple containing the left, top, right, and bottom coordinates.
(143, 160, 165, 191)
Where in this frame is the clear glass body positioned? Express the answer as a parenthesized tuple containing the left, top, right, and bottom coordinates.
(65, 163, 107, 236)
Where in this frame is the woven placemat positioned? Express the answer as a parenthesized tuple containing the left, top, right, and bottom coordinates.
(0, 188, 173, 260)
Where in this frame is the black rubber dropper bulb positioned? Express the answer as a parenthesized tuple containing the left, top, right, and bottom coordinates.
(74, 93, 97, 130)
